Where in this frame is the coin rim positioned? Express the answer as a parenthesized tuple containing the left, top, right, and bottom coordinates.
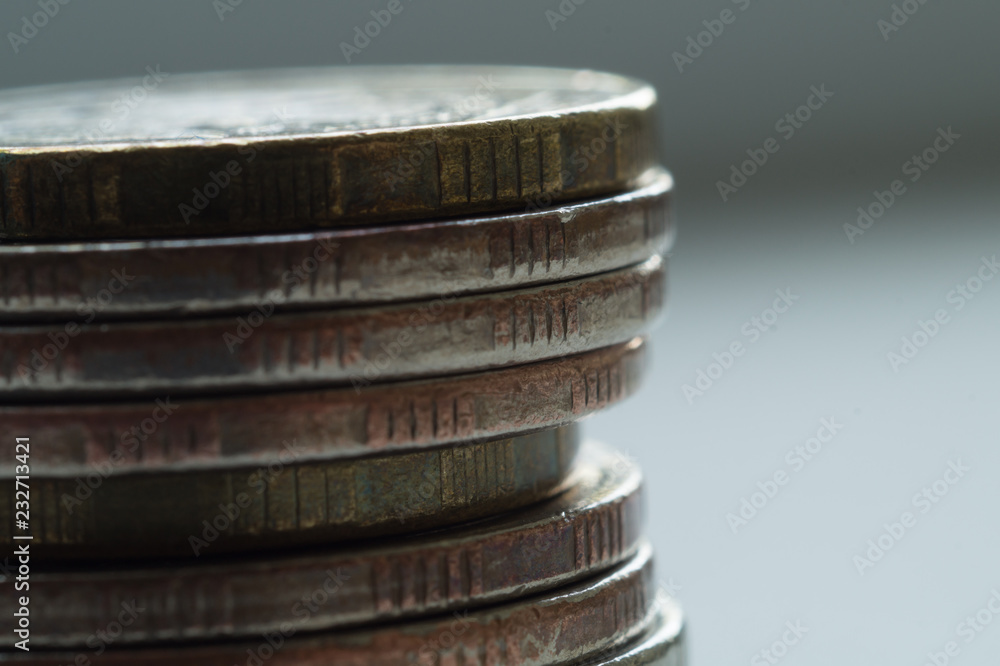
(3, 440, 642, 646)
(0, 337, 647, 476)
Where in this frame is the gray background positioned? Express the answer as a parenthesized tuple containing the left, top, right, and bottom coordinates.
(2, 1, 998, 663)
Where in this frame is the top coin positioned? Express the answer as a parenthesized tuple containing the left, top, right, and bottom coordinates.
(0, 66, 658, 241)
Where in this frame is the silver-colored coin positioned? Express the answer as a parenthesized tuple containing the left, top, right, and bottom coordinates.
(0, 256, 664, 400)
(589, 596, 686, 665)
(0, 337, 648, 477)
(0, 67, 648, 147)
(0, 169, 672, 321)
(5, 440, 640, 645)
(4, 544, 658, 665)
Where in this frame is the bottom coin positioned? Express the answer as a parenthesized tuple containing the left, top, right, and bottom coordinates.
(10, 543, 657, 665)
(9, 425, 579, 561)
(589, 595, 686, 665)
(9, 439, 641, 647)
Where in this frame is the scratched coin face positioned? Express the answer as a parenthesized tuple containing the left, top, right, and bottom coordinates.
(0, 66, 657, 240)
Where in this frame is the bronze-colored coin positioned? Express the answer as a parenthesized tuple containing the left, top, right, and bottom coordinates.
(0, 426, 579, 561)
(0, 66, 657, 241)
(5, 544, 656, 665)
(0, 169, 673, 321)
(0, 256, 664, 400)
(0, 337, 647, 477)
(6, 440, 641, 646)
(591, 596, 686, 665)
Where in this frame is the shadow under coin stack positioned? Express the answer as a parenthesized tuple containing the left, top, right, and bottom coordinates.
(0, 66, 683, 665)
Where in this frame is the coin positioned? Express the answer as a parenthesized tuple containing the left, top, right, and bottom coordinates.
(0, 256, 663, 400)
(0, 337, 646, 477)
(0, 169, 673, 321)
(0, 425, 579, 561)
(0, 66, 657, 241)
(590, 596, 685, 665)
(5, 544, 656, 665)
(7, 440, 641, 645)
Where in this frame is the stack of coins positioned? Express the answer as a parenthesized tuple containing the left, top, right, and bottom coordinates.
(0, 66, 683, 665)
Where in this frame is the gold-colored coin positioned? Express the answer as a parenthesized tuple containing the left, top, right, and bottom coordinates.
(0, 66, 657, 241)
(0, 426, 579, 560)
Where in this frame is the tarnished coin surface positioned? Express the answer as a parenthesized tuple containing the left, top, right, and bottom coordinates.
(590, 596, 685, 665)
(0, 169, 672, 321)
(0, 66, 657, 241)
(5, 544, 656, 665)
(0, 256, 664, 400)
(0, 426, 579, 561)
(0, 337, 647, 477)
(6, 440, 641, 645)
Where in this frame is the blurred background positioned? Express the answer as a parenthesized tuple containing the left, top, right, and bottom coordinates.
(2, 1, 997, 662)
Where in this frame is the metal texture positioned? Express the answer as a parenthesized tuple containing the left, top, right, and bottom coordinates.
(0, 256, 664, 400)
(0, 337, 647, 477)
(0, 169, 672, 321)
(0, 426, 579, 561)
(590, 596, 685, 665)
(5, 544, 656, 666)
(6, 440, 641, 646)
(0, 66, 657, 241)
